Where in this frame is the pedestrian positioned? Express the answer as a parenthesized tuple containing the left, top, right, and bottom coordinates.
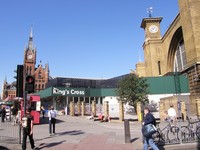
(1, 106, 6, 122)
(11, 105, 18, 125)
(21, 107, 36, 150)
(5, 106, 10, 121)
(65, 106, 68, 116)
(48, 106, 57, 136)
(167, 104, 177, 123)
(142, 107, 159, 150)
(41, 105, 45, 118)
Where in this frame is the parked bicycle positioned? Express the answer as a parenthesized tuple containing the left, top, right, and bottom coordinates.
(152, 118, 179, 145)
(181, 115, 200, 142)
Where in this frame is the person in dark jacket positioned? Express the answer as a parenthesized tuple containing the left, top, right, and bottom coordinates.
(142, 107, 159, 150)
(1, 106, 6, 122)
(11, 106, 18, 125)
(21, 107, 36, 150)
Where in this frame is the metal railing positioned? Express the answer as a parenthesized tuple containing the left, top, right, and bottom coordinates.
(153, 116, 200, 146)
(0, 116, 20, 144)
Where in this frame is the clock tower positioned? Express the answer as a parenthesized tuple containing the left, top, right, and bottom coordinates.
(136, 16, 164, 77)
(140, 17, 162, 40)
(24, 28, 36, 76)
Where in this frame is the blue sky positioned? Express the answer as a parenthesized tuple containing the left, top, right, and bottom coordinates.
(0, 0, 179, 96)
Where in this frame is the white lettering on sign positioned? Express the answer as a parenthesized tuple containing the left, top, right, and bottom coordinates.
(71, 89, 85, 95)
(53, 87, 85, 96)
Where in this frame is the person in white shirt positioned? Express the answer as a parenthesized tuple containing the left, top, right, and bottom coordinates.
(167, 104, 177, 123)
(48, 106, 57, 136)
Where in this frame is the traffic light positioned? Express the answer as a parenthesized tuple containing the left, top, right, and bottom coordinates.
(15, 65, 24, 97)
(25, 75, 35, 93)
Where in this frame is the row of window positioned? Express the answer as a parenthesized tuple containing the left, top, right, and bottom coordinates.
(35, 84, 45, 90)
(35, 80, 45, 83)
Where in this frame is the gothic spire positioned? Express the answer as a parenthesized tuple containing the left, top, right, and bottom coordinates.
(30, 26, 33, 38)
(4, 76, 7, 84)
(45, 62, 49, 72)
(28, 26, 33, 50)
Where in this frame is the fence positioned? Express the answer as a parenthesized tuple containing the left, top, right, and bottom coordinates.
(0, 116, 20, 144)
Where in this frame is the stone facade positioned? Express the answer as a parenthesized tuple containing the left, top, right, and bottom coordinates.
(81, 101, 85, 116)
(136, 0, 200, 95)
(92, 100, 96, 116)
(136, 0, 200, 118)
(159, 96, 179, 121)
(159, 94, 200, 121)
(70, 101, 75, 116)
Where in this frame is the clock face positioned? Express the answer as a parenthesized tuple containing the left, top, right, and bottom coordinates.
(149, 25, 158, 33)
(28, 54, 33, 59)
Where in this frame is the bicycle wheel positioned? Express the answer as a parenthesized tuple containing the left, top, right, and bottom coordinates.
(196, 127, 200, 139)
(181, 126, 190, 142)
(167, 126, 180, 144)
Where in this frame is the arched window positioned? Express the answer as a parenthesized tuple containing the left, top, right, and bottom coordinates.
(38, 70, 42, 78)
(42, 84, 44, 89)
(30, 67, 32, 74)
(158, 61, 161, 75)
(26, 66, 29, 75)
(174, 39, 187, 72)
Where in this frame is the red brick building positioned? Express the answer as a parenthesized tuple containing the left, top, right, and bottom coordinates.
(2, 29, 49, 99)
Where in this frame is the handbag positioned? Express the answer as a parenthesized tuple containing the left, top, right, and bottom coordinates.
(142, 123, 157, 137)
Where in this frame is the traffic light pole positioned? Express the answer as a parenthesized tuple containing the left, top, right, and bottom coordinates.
(24, 91, 27, 114)
(15, 65, 24, 144)
(18, 95, 21, 144)
(19, 92, 27, 144)
(16, 65, 35, 144)
(19, 91, 27, 144)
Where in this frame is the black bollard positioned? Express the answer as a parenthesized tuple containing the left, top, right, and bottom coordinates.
(124, 119, 131, 143)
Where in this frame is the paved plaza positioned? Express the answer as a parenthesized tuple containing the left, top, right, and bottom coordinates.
(0, 115, 200, 150)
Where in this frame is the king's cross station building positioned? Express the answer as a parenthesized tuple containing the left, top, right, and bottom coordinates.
(2, 0, 200, 121)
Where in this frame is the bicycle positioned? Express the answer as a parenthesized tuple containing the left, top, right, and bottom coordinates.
(152, 118, 179, 145)
(181, 115, 200, 142)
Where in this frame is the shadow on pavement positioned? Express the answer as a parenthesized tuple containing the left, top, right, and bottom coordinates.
(0, 146, 9, 150)
(38, 140, 66, 149)
(131, 138, 139, 143)
(58, 130, 84, 136)
(35, 135, 54, 142)
(35, 130, 84, 142)
(38, 117, 64, 125)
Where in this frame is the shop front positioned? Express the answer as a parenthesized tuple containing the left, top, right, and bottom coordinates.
(37, 87, 115, 116)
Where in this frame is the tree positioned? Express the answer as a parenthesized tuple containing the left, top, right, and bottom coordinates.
(116, 74, 149, 114)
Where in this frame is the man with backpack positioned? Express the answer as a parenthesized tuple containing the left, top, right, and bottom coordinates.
(142, 107, 159, 150)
